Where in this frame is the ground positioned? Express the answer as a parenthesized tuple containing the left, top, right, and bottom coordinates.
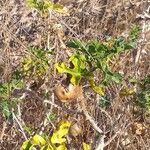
(0, 0, 150, 150)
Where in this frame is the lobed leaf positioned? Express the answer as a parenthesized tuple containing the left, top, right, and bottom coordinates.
(31, 134, 46, 145)
(51, 120, 71, 145)
(55, 54, 86, 85)
(82, 142, 91, 150)
(20, 140, 32, 150)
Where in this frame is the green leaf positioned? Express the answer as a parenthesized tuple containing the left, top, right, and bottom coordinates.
(55, 54, 86, 85)
(55, 63, 67, 74)
(143, 74, 150, 84)
(11, 79, 24, 89)
(0, 83, 8, 98)
(67, 39, 86, 50)
(67, 38, 125, 86)
(51, 120, 71, 145)
(119, 87, 136, 97)
(88, 78, 105, 96)
(21, 121, 71, 150)
(26, 0, 53, 14)
(0, 100, 12, 120)
(129, 78, 140, 84)
(55, 61, 80, 76)
(53, 3, 68, 14)
(23, 126, 34, 135)
(41, 145, 53, 150)
(69, 54, 86, 70)
(20, 140, 32, 150)
(129, 25, 141, 41)
(47, 114, 56, 122)
(21, 47, 49, 78)
(56, 144, 67, 150)
(99, 95, 110, 107)
(31, 134, 46, 145)
(111, 72, 122, 83)
(26, 0, 68, 15)
(137, 92, 150, 110)
(63, 26, 140, 88)
(82, 142, 91, 150)
(125, 25, 141, 49)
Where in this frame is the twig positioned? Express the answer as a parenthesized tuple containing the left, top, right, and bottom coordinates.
(43, 93, 55, 128)
(79, 95, 104, 134)
(95, 131, 120, 150)
(135, 5, 149, 64)
(103, 130, 120, 147)
(44, 100, 82, 115)
(96, 94, 113, 126)
(79, 97, 105, 149)
(0, 121, 7, 141)
(96, 130, 120, 150)
(83, 109, 103, 134)
(12, 112, 27, 140)
(95, 135, 105, 150)
(55, 15, 80, 38)
(99, 107, 113, 125)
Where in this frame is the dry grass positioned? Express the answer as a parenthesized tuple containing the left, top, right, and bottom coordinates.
(0, 0, 150, 150)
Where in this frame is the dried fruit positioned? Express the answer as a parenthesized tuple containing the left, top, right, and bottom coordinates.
(54, 84, 83, 102)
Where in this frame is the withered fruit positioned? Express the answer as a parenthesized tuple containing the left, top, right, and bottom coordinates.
(54, 85, 83, 102)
